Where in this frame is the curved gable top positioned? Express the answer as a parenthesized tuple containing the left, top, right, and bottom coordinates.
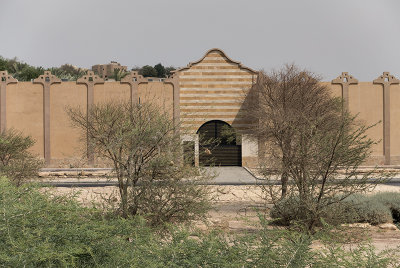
(174, 48, 258, 74)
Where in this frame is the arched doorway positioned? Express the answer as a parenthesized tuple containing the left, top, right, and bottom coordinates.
(197, 120, 241, 166)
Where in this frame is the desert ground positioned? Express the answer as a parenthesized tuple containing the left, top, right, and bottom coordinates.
(42, 182, 400, 252)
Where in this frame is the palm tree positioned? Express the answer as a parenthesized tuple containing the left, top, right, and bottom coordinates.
(109, 69, 129, 81)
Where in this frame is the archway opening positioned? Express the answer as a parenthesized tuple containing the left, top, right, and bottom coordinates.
(197, 120, 241, 166)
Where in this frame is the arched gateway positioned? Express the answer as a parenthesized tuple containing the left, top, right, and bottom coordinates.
(176, 48, 259, 167)
(197, 120, 241, 166)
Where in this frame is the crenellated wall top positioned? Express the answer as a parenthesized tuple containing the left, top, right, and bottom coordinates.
(373, 72, 400, 86)
(332, 72, 358, 86)
(0, 71, 18, 84)
(121, 71, 147, 84)
(33, 71, 61, 85)
(77, 71, 104, 85)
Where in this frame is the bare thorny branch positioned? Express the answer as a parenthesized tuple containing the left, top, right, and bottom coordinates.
(67, 100, 213, 225)
(244, 64, 388, 230)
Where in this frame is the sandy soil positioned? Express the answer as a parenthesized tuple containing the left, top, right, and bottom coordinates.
(43, 184, 400, 252)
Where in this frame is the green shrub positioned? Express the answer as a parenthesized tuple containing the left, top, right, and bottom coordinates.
(269, 195, 353, 227)
(1, 177, 399, 267)
(312, 241, 400, 268)
(0, 177, 154, 267)
(370, 192, 400, 223)
(270, 195, 307, 225)
(271, 192, 400, 227)
(0, 129, 42, 186)
(342, 194, 394, 225)
(0, 177, 248, 267)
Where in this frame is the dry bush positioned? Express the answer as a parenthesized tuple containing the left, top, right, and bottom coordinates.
(246, 65, 390, 231)
(0, 129, 42, 186)
(68, 101, 213, 226)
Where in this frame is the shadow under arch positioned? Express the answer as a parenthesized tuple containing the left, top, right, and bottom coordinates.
(196, 120, 242, 166)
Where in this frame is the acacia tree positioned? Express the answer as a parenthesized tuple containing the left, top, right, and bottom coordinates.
(0, 129, 42, 186)
(246, 65, 336, 198)
(68, 101, 212, 225)
(246, 65, 387, 230)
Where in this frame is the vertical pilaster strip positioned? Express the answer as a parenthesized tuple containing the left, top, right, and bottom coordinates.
(373, 72, 400, 165)
(165, 74, 180, 128)
(121, 71, 147, 104)
(77, 71, 104, 166)
(33, 71, 61, 166)
(0, 83, 5, 132)
(44, 83, 50, 165)
(164, 74, 182, 162)
(87, 82, 94, 164)
(384, 85, 390, 165)
(131, 83, 138, 104)
(332, 72, 358, 111)
(0, 71, 17, 132)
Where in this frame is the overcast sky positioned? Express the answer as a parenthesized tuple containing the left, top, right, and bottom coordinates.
(1, 0, 399, 81)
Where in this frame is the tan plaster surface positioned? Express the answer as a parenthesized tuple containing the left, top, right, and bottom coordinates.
(93, 82, 130, 104)
(7, 82, 44, 158)
(50, 82, 87, 160)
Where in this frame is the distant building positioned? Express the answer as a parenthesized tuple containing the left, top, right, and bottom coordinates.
(92, 61, 127, 79)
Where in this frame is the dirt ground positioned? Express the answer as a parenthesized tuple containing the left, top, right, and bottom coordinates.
(43, 184, 400, 252)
